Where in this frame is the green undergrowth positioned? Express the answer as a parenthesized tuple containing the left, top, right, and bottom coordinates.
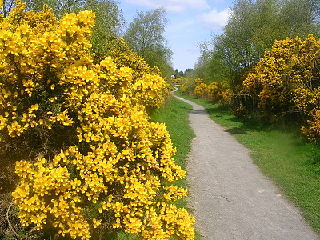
(117, 95, 198, 239)
(176, 91, 320, 235)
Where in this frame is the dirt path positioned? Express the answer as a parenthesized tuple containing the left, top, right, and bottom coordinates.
(174, 94, 319, 240)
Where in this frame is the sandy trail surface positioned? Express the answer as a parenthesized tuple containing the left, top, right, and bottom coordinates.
(174, 94, 319, 240)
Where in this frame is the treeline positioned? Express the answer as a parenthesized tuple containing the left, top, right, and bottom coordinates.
(183, 0, 320, 141)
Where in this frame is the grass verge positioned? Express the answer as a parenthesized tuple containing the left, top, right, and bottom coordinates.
(176, 91, 320, 235)
(151, 95, 195, 207)
(151, 95, 195, 177)
(152, 95, 202, 239)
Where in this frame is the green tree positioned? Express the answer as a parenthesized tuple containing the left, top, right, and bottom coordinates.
(1, 0, 85, 16)
(280, 0, 319, 37)
(193, 41, 230, 83)
(174, 69, 185, 78)
(24, 0, 85, 15)
(193, 0, 320, 88)
(84, 0, 124, 55)
(124, 8, 173, 78)
(214, 0, 283, 87)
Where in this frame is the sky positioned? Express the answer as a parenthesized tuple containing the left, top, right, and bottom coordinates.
(118, 0, 234, 71)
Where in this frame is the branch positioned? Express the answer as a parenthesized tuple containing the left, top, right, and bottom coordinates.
(6, 202, 20, 239)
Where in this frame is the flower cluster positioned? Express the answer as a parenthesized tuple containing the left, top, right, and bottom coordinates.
(106, 38, 168, 109)
(0, 2, 194, 239)
(171, 77, 186, 84)
(192, 79, 232, 106)
(242, 35, 320, 140)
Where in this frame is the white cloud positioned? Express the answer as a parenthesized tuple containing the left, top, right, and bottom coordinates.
(200, 8, 232, 30)
(124, 0, 209, 12)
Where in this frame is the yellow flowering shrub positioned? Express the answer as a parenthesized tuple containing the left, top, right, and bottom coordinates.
(0, 2, 194, 239)
(105, 37, 168, 109)
(179, 78, 195, 95)
(172, 77, 186, 84)
(193, 80, 233, 106)
(194, 82, 209, 98)
(242, 35, 320, 139)
(302, 110, 320, 141)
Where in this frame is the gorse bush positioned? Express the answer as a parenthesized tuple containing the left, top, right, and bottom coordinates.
(242, 35, 320, 140)
(179, 78, 196, 95)
(0, 1, 194, 239)
(185, 35, 320, 142)
(184, 78, 232, 106)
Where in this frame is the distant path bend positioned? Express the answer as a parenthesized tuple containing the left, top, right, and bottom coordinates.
(173, 93, 319, 240)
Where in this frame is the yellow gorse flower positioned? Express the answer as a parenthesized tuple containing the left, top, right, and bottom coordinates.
(2, 2, 195, 239)
(242, 35, 320, 140)
(192, 80, 232, 106)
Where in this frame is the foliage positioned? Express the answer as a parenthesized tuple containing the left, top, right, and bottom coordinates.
(1, 0, 15, 17)
(242, 35, 320, 140)
(124, 8, 173, 78)
(179, 78, 197, 96)
(0, 2, 194, 239)
(171, 77, 186, 85)
(84, 0, 124, 56)
(302, 110, 320, 141)
(193, 42, 230, 84)
(173, 70, 184, 78)
(193, 0, 320, 90)
(179, 78, 232, 106)
(1, 0, 124, 57)
(193, 80, 232, 106)
(2, 0, 84, 16)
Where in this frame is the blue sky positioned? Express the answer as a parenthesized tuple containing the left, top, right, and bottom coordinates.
(118, 0, 234, 71)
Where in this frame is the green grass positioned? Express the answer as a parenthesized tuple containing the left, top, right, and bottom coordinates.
(151, 95, 195, 174)
(176, 91, 320, 235)
(116, 95, 198, 239)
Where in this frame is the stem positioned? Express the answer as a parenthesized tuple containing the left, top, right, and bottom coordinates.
(6, 202, 20, 239)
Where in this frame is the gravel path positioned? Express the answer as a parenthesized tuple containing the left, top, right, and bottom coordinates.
(174, 94, 319, 240)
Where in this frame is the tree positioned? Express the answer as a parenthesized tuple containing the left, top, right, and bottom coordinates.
(280, 0, 319, 37)
(1, 0, 86, 17)
(213, 0, 283, 86)
(125, 8, 166, 54)
(21, 0, 85, 15)
(84, 0, 124, 55)
(174, 69, 184, 78)
(192, 40, 230, 84)
(124, 8, 173, 78)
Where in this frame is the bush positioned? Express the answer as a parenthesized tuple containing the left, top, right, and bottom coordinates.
(192, 79, 233, 106)
(242, 35, 320, 140)
(0, 2, 194, 239)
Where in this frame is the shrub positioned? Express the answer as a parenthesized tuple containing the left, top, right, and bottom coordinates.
(192, 79, 233, 106)
(242, 35, 320, 140)
(0, 2, 194, 239)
